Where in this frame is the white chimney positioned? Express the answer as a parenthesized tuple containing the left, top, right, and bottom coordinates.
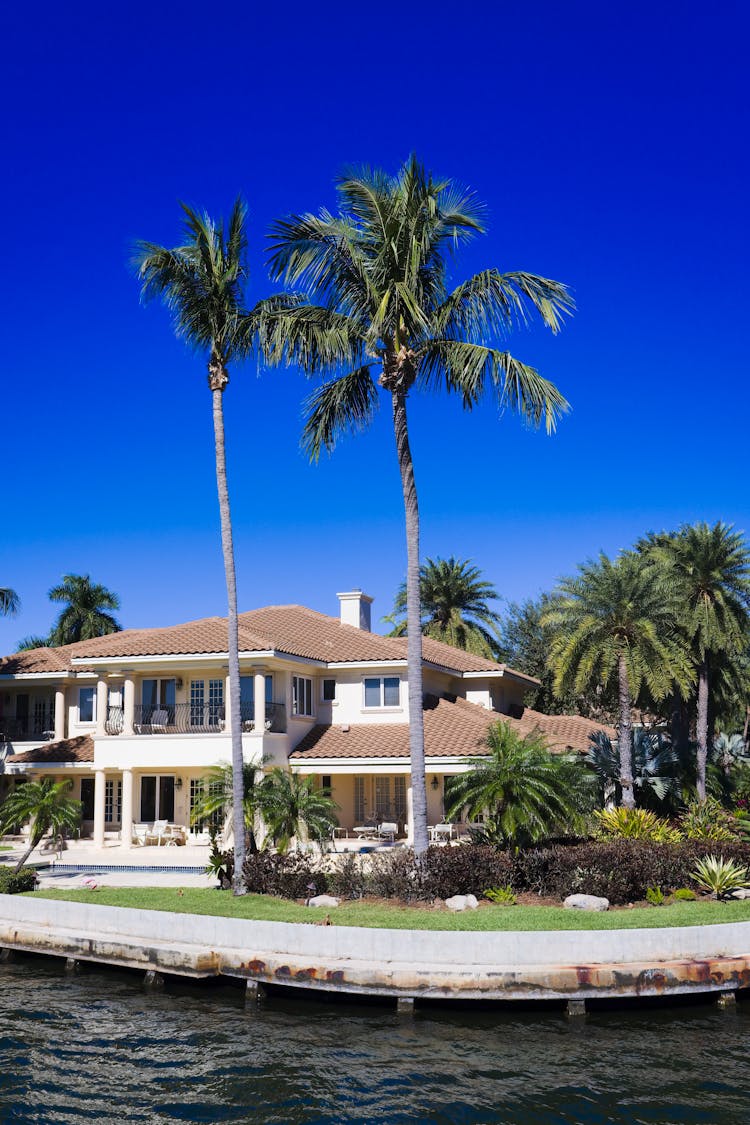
(337, 590, 373, 631)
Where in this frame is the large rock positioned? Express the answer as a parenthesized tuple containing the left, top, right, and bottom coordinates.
(564, 893, 609, 912)
(732, 888, 750, 899)
(445, 894, 479, 912)
(307, 894, 340, 908)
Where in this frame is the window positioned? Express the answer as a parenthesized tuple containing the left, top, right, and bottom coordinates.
(321, 775, 332, 793)
(363, 676, 400, 709)
(394, 776, 407, 821)
(354, 776, 366, 823)
(189, 778, 224, 834)
(208, 679, 224, 725)
(79, 687, 96, 723)
(292, 676, 313, 717)
(190, 680, 205, 727)
(375, 776, 391, 817)
(322, 678, 336, 702)
(141, 679, 176, 723)
(105, 779, 122, 824)
(80, 777, 95, 820)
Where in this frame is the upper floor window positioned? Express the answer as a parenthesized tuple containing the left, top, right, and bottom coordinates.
(78, 687, 96, 723)
(363, 676, 400, 709)
(292, 676, 313, 717)
(322, 678, 336, 702)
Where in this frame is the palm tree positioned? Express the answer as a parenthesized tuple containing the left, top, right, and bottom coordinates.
(16, 635, 53, 651)
(0, 589, 19, 618)
(0, 778, 81, 871)
(260, 156, 572, 852)
(544, 552, 692, 808)
(48, 575, 121, 644)
(190, 760, 269, 853)
(653, 523, 750, 800)
(261, 768, 338, 853)
(134, 199, 255, 894)
(444, 721, 592, 847)
(386, 556, 502, 658)
(586, 729, 681, 809)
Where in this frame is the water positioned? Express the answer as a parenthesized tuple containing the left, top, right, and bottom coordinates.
(1, 958, 749, 1124)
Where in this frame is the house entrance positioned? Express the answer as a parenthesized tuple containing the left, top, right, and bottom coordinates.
(140, 776, 175, 822)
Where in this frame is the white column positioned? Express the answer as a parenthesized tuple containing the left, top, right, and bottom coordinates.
(54, 686, 66, 742)
(123, 675, 135, 736)
(406, 785, 414, 845)
(93, 770, 106, 849)
(224, 673, 232, 734)
(254, 668, 266, 731)
(95, 678, 108, 737)
(121, 769, 133, 849)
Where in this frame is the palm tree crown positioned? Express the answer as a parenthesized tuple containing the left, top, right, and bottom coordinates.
(387, 556, 502, 657)
(48, 574, 121, 644)
(260, 155, 573, 852)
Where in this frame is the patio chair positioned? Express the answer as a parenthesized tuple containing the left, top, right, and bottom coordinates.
(146, 819, 169, 846)
(132, 823, 151, 846)
(429, 823, 455, 843)
(377, 821, 398, 842)
(150, 708, 169, 733)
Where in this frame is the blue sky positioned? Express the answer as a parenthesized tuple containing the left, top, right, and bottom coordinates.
(2, 1, 748, 651)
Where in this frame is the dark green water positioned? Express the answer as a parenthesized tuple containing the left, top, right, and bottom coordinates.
(0, 958, 748, 1124)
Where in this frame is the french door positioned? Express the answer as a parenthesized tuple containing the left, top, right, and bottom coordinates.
(140, 776, 175, 822)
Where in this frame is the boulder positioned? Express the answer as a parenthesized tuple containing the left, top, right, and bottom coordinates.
(307, 894, 340, 908)
(732, 888, 750, 899)
(564, 894, 609, 912)
(445, 894, 479, 912)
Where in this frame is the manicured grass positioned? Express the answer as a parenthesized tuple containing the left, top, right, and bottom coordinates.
(29, 888, 750, 930)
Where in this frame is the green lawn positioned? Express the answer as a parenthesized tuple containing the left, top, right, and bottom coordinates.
(29, 888, 750, 930)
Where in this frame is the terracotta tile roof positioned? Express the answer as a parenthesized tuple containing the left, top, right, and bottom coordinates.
(6, 735, 94, 764)
(290, 697, 614, 761)
(0, 605, 530, 679)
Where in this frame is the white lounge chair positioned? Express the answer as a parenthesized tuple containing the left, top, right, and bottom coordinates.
(377, 822, 398, 842)
(132, 823, 150, 846)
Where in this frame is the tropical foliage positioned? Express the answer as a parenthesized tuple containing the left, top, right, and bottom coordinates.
(648, 522, 750, 800)
(544, 551, 692, 808)
(0, 589, 19, 618)
(260, 768, 338, 853)
(48, 574, 121, 644)
(445, 721, 593, 847)
(190, 761, 268, 853)
(586, 729, 680, 808)
(134, 199, 255, 894)
(592, 807, 680, 843)
(691, 854, 750, 899)
(259, 155, 572, 851)
(0, 779, 81, 871)
(386, 556, 502, 657)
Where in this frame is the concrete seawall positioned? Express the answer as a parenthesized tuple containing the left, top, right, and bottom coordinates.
(2, 895, 750, 1002)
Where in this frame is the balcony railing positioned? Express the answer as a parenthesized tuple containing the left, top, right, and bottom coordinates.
(104, 701, 286, 735)
(0, 717, 56, 742)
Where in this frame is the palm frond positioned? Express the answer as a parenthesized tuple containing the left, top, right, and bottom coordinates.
(301, 367, 378, 462)
(420, 340, 569, 433)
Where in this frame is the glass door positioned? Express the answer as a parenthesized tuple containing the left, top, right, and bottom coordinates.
(140, 775, 175, 821)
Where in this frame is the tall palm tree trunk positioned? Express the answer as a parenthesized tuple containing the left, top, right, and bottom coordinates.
(617, 653, 635, 809)
(392, 390, 428, 854)
(696, 659, 709, 802)
(210, 364, 246, 894)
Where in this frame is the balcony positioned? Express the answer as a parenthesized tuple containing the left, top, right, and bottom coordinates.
(0, 717, 55, 743)
(104, 701, 286, 735)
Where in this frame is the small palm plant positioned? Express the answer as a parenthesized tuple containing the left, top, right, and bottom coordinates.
(262, 769, 338, 853)
(692, 855, 750, 899)
(0, 779, 81, 871)
(190, 761, 270, 853)
(445, 721, 594, 848)
(586, 729, 681, 809)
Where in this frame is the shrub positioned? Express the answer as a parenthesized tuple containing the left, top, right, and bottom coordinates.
(593, 807, 681, 843)
(419, 847, 514, 900)
(672, 888, 697, 901)
(0, 866, 37, 894)
(242, 851, 328, 899)
(646, 886, 665, 906)
(484, 885, 517, 905)
(514, 840, 750, 905)
(691, 855, 750, 899)
(679, 797, 737, 842)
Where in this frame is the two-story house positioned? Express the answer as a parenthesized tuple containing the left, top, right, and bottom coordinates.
(0, 590, 607, 848)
